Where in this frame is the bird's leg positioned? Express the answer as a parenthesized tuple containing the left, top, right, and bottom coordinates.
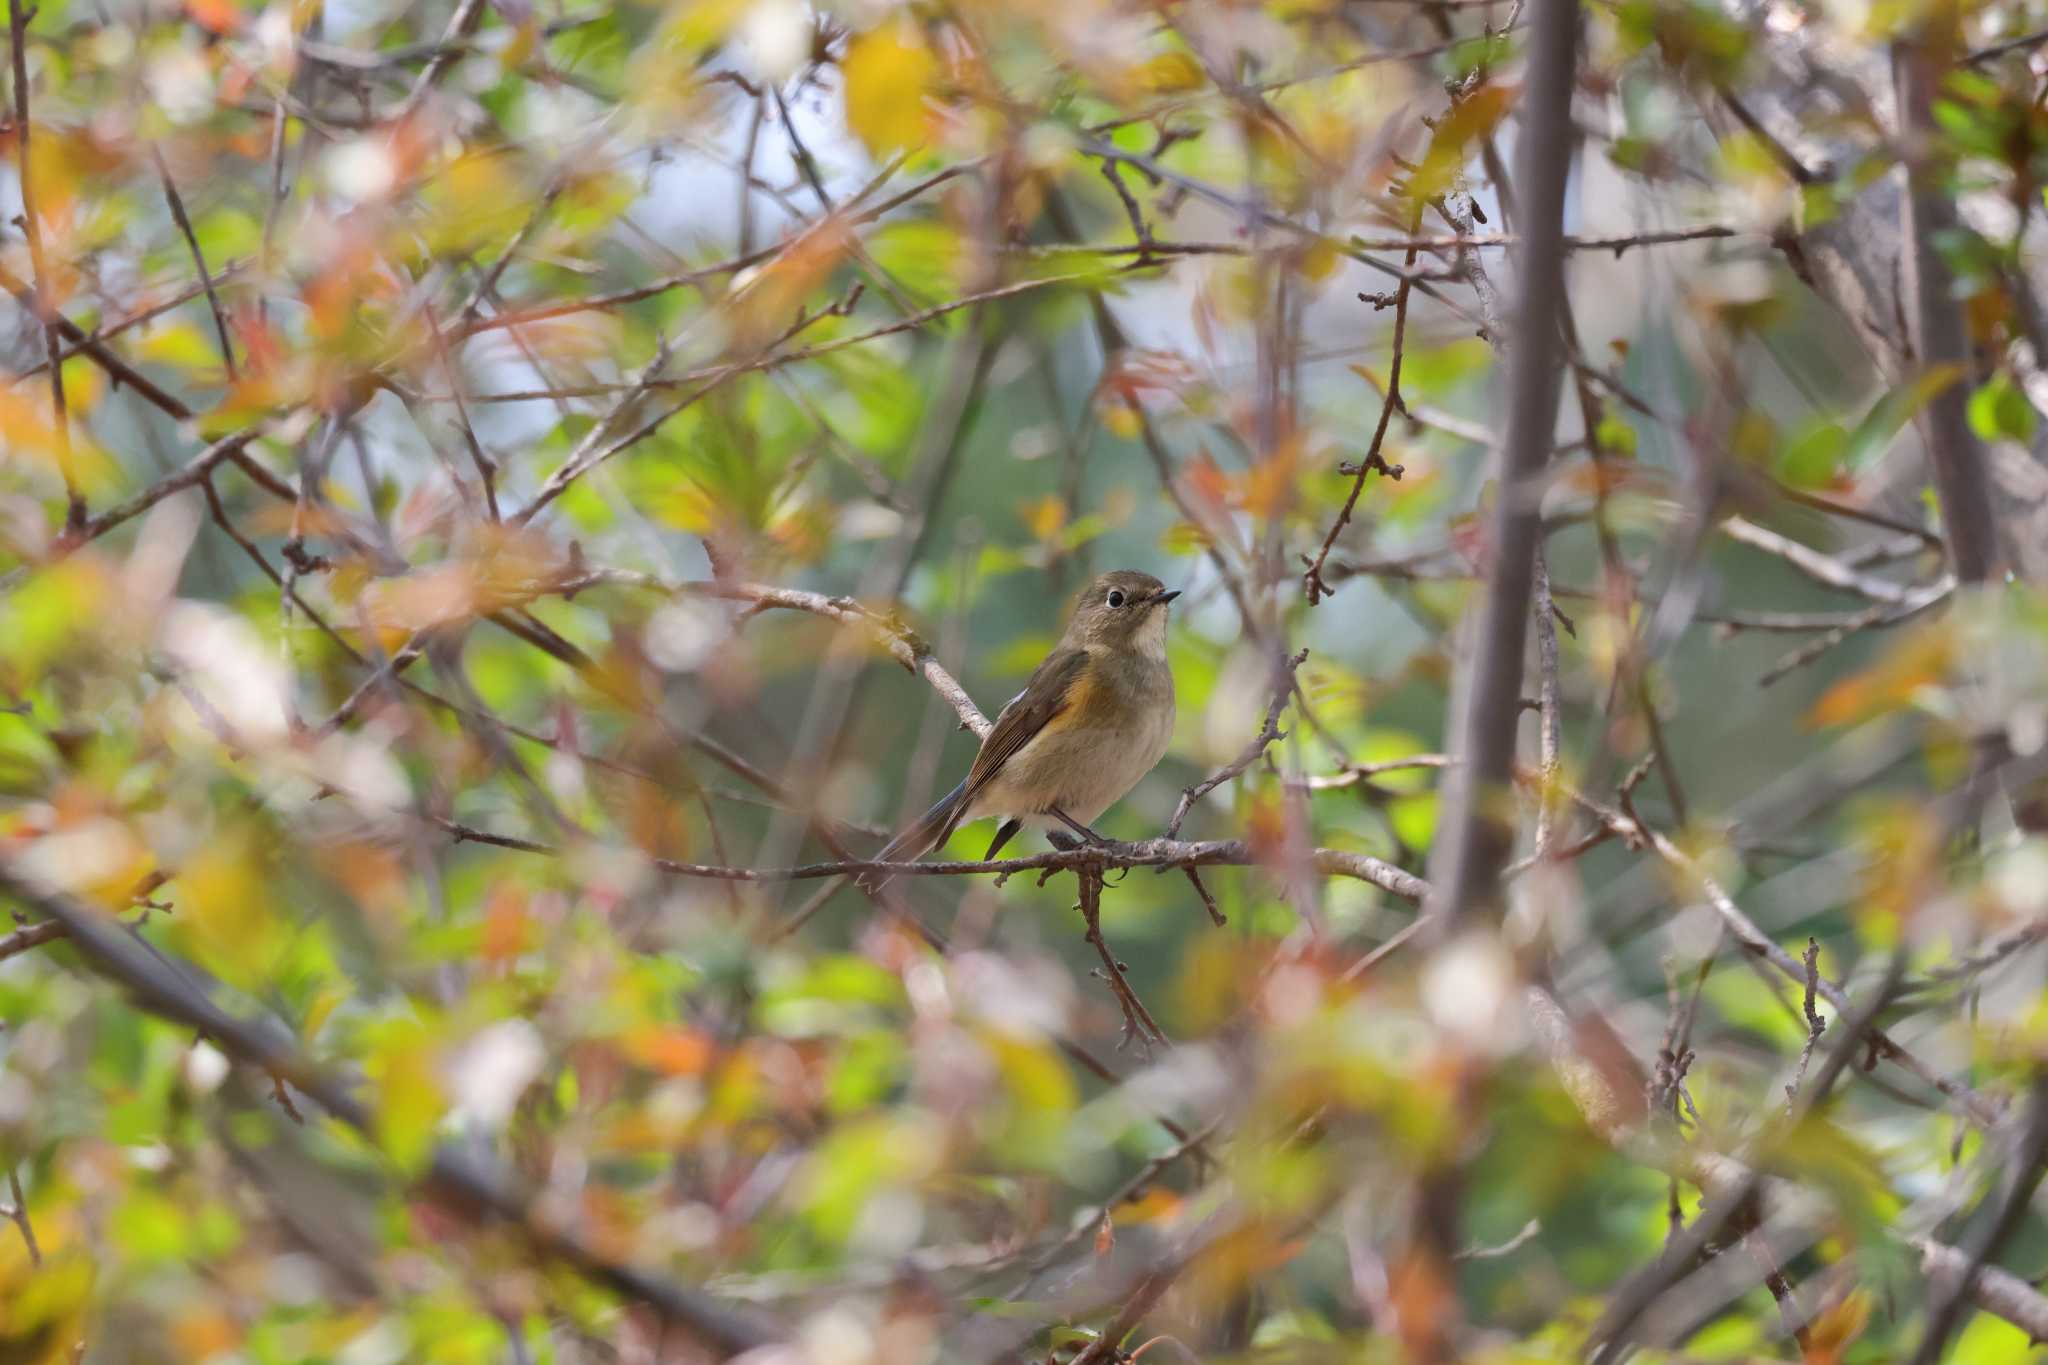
(1048, 806, 1114, 847)
(983, 818, 1024, 861)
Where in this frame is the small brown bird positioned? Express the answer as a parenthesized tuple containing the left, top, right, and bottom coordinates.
(862, 569, 1179, 886)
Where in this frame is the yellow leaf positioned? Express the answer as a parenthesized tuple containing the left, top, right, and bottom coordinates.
(1019, 494, 1066, 541)
(842, 23, 938, 156)
(0, 390, 117, 495)
(1299, 236, 1340, 281)
(1099, 398, 1143, 441)
(1132, 50, 1205, 94)
(499, 18, 538, 71)
(174, 823, 284, 989)
(1408, 81, 1514, 206)
(366, 1018, 444, 1174)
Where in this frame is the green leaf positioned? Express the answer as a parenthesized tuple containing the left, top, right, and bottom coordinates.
(1839, 366, 1964, 474)
(1967, 372, 2036, 444)
(1778, 421, 1847, 489)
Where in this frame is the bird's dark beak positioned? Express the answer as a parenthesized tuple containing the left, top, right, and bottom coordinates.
(1155, 589, 1182, 606)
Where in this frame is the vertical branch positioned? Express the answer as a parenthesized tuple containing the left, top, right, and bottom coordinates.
(2, 1165, 37, 1265)
(1895, 12, 1999, 584)
(1531, 552, 1565, 859)
(1302, 244, 1415, 605)
(1423, 0, 1581, 923)
(7, 0, 80, 531)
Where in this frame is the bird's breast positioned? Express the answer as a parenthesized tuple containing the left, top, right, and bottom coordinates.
(974, 653, 1175, 824)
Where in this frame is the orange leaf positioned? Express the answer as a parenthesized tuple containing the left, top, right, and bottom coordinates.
(626, 1027, 714, 1077)
(186, 0, 243, 33)
(1806, 622, 1954, 729)
(1802, 1288, 1871, 1365)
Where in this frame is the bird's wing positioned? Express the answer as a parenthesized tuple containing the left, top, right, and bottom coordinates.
(955, 646, 1092, 814)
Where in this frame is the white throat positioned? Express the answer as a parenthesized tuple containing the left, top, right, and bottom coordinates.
(1135, 606, 1169, 660)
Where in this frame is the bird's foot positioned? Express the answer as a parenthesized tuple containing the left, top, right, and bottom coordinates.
(1049, 807, 1115, 848)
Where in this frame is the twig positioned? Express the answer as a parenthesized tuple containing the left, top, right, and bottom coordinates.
(0, 259, 202, 422)
(2, 1166, 36, 1265)
(1906, 1078, 2048, 1364)
(1181, 866, 1226, 927)
(1559, 783, 2002, 1128)
(1715, 86, 1824, 185)
(1532, 551, 1565, 858)
(1012, 226, 1747, 259)
(1721, 516, 1924, 605)
(1588, 956, 1907, 1364)
(1167, 648, 1308, 837)
(461, 271, 1093, 406)
(1963, 25, 2048, 65)
(395, 0, 486, 118)
(7, 0, 80, 530)
(1294, 753, 1454, 791)
(1785, 938, 1827, 1111)
(1077, 870, 1170, 1054)
(5, 261, 246, 388)
(0, 917, 66, 961)
(1302, 226, 1417, 604)
(1756, 578, 1953, 687)
(150, 147, 238, 380)
(1455, 1218, 1540, 1261)
(0, 861, 784, 1355)
(456, 158, 974, 342)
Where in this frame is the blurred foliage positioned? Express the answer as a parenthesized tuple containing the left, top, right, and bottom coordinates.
(1, 0, 2048, 1361)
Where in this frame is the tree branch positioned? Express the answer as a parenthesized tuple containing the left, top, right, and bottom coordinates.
(1423, 0, 1580, 923)
(0, 860, 782, 1358)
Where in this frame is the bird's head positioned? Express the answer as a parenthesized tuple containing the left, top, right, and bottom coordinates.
(1063, 570, 1180, 656)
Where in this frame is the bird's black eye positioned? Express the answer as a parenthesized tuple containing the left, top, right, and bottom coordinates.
(1106, 589, 1126, 608)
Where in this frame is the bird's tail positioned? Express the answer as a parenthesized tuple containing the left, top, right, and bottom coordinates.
(859, 778, 967, 892)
